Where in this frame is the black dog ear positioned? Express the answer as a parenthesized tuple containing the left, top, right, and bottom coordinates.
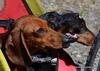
(40, 11, 63, 30)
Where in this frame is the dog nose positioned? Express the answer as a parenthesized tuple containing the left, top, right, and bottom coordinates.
(62, 34, 77, 43)
(62, 35, 71, 48)
(63, 35, 70, 43)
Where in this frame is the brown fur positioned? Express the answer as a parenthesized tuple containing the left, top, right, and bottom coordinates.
(4, 15, 63, 71)
(77, 31, 94, 46)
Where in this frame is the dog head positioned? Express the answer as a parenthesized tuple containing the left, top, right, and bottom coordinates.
(59, 13, 95, 46)
(40, 11, 63, 30)
(40, 12, 95, 46)
(5, 15, 63, 66)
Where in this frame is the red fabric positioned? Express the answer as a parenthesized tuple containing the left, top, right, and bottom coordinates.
(58, 49, 77, 71)
(0, 0, 29, 19)
(58, 58, 77, 71)
(0, 27, 8, 33)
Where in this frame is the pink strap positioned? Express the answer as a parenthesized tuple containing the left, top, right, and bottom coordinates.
(58, 57, 77, 71)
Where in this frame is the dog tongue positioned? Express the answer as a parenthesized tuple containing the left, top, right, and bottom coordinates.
(65, 33, 78, 39)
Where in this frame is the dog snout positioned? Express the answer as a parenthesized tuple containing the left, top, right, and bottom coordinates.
(77, 31, 95, 46)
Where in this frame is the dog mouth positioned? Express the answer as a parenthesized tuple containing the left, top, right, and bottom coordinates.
(65, 33, 78, 39)
(62, 32, 79, 44)
(62, 32, 79, 48)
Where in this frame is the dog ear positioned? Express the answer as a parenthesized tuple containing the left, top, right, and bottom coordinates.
(5, 34, 26, 66)
(20, 31, 32, 65)
(5, 29, 32, 66)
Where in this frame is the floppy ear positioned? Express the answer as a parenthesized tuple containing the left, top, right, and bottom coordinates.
(5, 30, 32, 66)
(5, 34, 26, 66)
(20, 31, 32, 65)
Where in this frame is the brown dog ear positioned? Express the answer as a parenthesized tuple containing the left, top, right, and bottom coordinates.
(5, 30, 32, 66)
(20, 31, 32, 65)
(5, 34, 26, 66)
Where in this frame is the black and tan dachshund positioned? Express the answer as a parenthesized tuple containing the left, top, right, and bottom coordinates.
(40, 11, 95, 46)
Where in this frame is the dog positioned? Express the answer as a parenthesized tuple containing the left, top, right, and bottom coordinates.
(40, 11, 95, 46)
(4, 15, 64, 71)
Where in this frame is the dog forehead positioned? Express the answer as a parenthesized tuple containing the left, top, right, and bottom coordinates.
(33, 19, 48, 28)
(15, 16, 48, 32)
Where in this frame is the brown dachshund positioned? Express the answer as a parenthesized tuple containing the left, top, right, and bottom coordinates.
(4, 15, 63, 71)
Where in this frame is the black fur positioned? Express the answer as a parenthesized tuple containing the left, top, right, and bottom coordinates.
(40, 11, 88, 34)
(40, 11, 63, 31)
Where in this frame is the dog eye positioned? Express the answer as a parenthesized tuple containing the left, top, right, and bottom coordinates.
(80, 22, 85, 28)
(79, 18, 86, 27)
(33, 28, 47, 37)
(36, 28, 46, 33)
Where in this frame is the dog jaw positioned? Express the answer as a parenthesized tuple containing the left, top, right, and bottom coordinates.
(77, 31, 95, 46)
